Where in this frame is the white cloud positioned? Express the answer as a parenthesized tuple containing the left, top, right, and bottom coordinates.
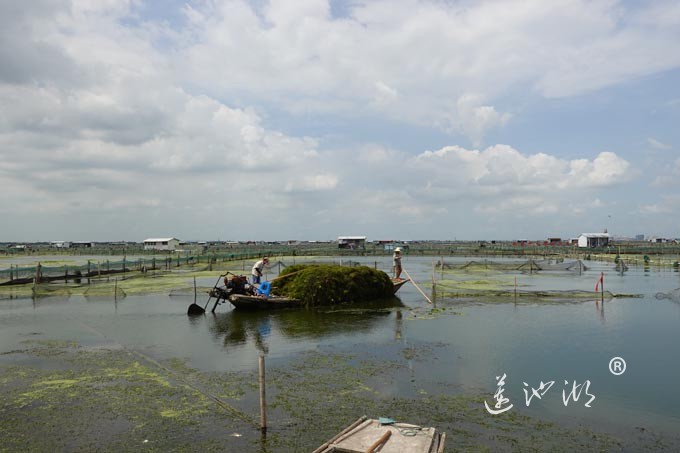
(647, 137, 672, 150)
(639, 203, 673, 215)
(173, 0, 680, 142)
(0, 1, 676, 240)
(566, 151, 631, 188)
(414, 146, 631, 191)
(285, 173, 339, 192)
(454, 94, 512, 146)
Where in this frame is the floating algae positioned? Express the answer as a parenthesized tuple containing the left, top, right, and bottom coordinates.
(0, 342, 253, 452)
(272, 264, 393, 306)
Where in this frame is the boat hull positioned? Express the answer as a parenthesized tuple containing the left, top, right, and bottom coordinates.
(228, 294, 301, 310)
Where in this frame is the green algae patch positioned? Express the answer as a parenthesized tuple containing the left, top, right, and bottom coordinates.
(0, 343, 254, 453)
(272, 264, 393, 306)
(1, 340, 674, 452)
(255, 350, 638, 452)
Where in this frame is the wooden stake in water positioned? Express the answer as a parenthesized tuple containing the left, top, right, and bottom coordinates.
(258, 355, 267, 432)
(193, 276, 197, 302)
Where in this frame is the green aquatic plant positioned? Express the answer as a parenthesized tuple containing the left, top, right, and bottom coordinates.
(272, 264, 393, 306)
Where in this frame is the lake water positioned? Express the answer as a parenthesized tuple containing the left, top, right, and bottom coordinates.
(1, 255, 679, 444)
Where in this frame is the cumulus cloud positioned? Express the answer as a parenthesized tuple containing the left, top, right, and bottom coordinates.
(174, 0, 680, 142)
(0, 1, 674, 240)
(454, 94, 512, 146)
(414, 145, 631, 191)
(398, 145, 635, 218)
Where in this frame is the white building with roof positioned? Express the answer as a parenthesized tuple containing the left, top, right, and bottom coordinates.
(577, 233, 610, 248)
(143, 238, 180, 251)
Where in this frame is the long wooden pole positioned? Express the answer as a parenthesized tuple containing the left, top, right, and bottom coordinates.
(258, 355, 267, 432)
(402, 268, 433, 304)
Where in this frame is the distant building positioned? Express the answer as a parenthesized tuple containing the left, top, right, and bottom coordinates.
(143, 238, 180, 251)
(50, 241, 71, 248)
(577, 233, 610, 248)
(383, 242, 409, 252)
(337, 236, 366, 249)
(635, 234, 645, 241)
(72, 241, 94, 248)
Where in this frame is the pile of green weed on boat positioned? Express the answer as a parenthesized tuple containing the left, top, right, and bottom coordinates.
(272, 264, 393, 306)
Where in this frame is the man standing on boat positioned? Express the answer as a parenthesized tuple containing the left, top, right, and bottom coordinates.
(251, 257, 269, 285)
(393, 248, 403, 280)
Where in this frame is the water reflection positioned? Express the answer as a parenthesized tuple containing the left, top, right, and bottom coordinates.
(595, 299, 606, 324)
(206, 298, 404, 353)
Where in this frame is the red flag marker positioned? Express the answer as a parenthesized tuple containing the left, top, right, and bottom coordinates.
(595, 272, 604, 292)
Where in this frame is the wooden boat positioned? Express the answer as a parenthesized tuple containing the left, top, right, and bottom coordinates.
(228, 293, 300, 310)
(229, 279, 409, 310)
(314, 416, 445, 453)
(391, 278, 409, 294)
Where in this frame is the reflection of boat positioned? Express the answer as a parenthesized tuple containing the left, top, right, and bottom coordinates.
(229, 279, 409, 310)
(207, 304, 401, 352)
(314, 416, 445, 453)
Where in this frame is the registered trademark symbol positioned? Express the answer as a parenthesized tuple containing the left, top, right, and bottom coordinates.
(609, 357, 626, 376)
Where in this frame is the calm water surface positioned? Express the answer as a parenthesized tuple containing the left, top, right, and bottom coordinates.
(1, 256, 679, 439)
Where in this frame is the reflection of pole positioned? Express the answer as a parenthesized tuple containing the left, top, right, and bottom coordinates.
(395, 310, 402, 341)
(258, 355, 267, 432)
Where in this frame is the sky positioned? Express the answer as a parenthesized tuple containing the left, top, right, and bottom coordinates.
(1, 0, 679, 242)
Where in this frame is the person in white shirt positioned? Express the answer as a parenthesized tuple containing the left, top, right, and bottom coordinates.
(251, 257, 270, 285)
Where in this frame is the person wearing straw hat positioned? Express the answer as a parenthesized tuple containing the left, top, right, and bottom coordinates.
(392, 248, 403, 280)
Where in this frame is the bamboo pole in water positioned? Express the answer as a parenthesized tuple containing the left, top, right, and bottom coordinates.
(402, 268, 433, 305)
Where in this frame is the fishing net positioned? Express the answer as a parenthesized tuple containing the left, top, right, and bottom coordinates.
(433, 286, 636, 301)
(29, 284, 73, 298)
(438, 259, 588, 273)
(83, 284, 126, 298)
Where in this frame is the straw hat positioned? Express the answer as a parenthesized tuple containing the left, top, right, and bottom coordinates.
(394, 247, 402, 253)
